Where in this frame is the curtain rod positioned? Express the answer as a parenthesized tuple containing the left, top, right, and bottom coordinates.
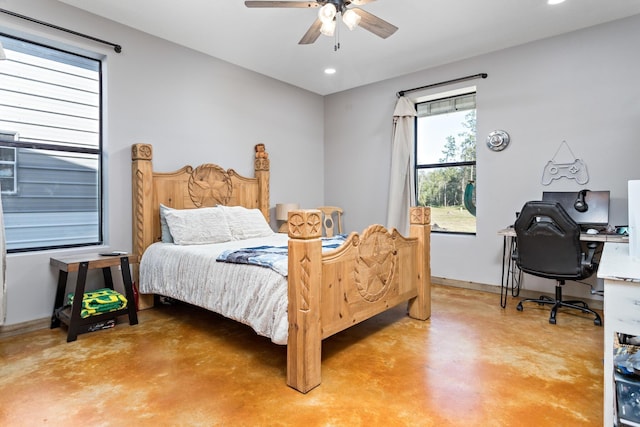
(397, 73, 487, 97)
(0, 8, 122, 53)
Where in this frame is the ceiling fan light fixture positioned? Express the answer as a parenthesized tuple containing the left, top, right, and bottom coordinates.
(320, 19, 336, 37)
(318, 3, 337, 23)
(342, 9, 361, 31)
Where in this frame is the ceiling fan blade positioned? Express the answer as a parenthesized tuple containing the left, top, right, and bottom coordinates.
(350, 0, 377, 5)
(299, 18, 323, 44)
(245, 1, 319, 8)
(352, 8, 398, 39)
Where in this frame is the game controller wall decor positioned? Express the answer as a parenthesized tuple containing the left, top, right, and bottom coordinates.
(541, 159, 589, 185)
(541, 140, 590, 185)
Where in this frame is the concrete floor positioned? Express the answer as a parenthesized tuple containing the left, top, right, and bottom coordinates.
(0, 285, 604, 426)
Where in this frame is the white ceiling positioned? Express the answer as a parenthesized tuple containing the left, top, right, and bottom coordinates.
(57, 0, 640, 95)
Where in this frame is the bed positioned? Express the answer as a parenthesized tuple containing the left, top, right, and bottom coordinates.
(131, 143, 431, 393)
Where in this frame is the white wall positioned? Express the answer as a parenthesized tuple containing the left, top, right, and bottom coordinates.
(0, 0, 325, 325)
(324, 14, 640, 299)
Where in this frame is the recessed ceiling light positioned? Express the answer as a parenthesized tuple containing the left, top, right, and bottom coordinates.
(547, 0, 566, 5)
(324, 68, 337, 75)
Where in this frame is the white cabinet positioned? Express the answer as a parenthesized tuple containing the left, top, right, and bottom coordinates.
(599, 243, 640, 426)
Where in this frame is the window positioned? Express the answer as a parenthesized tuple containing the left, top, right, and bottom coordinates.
(415, 91, 476, 234)
(0, 145, 17, 194)
(0, 34, 102, 252)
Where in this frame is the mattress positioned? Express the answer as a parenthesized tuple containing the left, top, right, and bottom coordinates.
(139, 233, 291, 344)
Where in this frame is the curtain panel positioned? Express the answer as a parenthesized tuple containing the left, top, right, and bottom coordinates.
(387, 96, 417, 235)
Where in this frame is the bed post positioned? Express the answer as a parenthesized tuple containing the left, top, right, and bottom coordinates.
(254, 144, 270, 222)
(408, 206, 431, 320)
(286, 209, 323, 393)
(131, 143, 155, 309)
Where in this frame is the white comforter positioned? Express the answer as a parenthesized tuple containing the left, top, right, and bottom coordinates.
(139, 234, 290, 344)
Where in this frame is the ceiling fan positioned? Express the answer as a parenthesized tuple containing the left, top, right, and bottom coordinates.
(244, 1, 398, 45)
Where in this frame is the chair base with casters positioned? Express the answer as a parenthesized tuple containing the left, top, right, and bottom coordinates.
(516, 279, 602, 326)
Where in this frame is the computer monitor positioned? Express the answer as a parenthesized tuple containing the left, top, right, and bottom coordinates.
(542, 190, 610, 228)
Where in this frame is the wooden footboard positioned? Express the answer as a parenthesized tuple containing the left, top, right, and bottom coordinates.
(286, 208, 431, 393)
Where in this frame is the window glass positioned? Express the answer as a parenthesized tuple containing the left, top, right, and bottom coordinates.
(0, 34, 102, 252)
(0, 146, 17, 194)
(415, 92, 476, 234)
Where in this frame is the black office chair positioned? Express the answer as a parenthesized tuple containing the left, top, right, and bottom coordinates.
(512, 201, 602, 326)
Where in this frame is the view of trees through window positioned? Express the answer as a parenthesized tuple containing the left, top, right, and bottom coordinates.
(415, 93, 476, 233)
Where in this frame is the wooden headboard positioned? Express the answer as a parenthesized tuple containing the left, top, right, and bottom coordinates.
(131, 142, 270, 268)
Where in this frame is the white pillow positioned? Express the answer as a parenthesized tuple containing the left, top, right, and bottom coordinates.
(219, 205, 274, 240)
(159, 204, 174, 243)
(164, 207, 233, 245)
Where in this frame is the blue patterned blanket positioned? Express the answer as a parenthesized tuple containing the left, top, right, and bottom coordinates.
(216, 235, 347, 276)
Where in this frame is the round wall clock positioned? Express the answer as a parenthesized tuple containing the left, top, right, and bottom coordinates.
(486, 130, 510, 151)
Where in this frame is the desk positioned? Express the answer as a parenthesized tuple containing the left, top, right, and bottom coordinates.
(599, 243, 640, 427)
(497, 228, 628, 308)
(498, 227, 629, 243)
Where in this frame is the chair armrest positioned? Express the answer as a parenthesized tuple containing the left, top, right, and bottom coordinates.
(582, 242, 598, 268)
